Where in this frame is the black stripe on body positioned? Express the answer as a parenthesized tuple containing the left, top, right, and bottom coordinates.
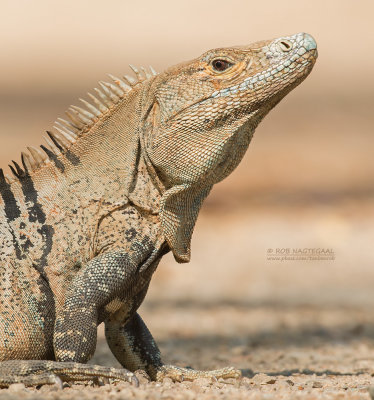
(17, 168, 46, 224)
(0, 169, 21, 221)
(65, 150, 81, 166)
(46, 131, 80, 166)
(35, 273, 56, 355)
(1, 165, 56, 327)
(40, 145, 65, 172)
(5, 162, 55, 272)
(36, 224, 55, 269)
(0, 169, 24, 260)
(17, 169, 55, 272)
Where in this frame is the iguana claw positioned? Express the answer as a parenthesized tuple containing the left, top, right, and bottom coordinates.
(156, 365, 242, 382)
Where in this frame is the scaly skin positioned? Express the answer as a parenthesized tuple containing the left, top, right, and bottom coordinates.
(0, 32, 317, 386)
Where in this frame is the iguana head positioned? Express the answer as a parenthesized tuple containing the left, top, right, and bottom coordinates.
(143, 32, 317, 262)
(146, 32, 317, 187)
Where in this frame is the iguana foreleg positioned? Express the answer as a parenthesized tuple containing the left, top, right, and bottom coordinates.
(106, 312, 241, 382)
(105, 312, 163, 379)
(53, 248, 153, 362)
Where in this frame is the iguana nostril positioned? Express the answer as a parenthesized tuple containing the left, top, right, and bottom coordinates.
(302, 33, 317, 51)
(279, 40, 292, 52)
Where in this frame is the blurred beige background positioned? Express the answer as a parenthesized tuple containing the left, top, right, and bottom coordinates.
(0, 0, 373, 307)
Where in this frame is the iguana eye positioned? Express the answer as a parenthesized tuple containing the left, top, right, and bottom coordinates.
(211, 59, 233, 72)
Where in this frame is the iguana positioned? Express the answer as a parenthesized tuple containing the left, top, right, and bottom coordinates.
(0, 32, 317, 387)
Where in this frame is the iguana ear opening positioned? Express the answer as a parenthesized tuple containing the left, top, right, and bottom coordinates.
(159, 184, 212, 263)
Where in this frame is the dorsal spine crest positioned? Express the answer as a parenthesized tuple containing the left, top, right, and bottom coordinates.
(4, 66, 157, 181)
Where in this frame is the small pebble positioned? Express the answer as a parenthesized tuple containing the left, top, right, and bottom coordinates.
(134, 369, 151, 385)
(39, 383, 60, 393)
(193, 377, 211, 386)
(160, 377, 173, 387)
(7, 383, 26, 393)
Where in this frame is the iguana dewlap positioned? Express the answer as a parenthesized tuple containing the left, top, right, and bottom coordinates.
(0, 33, 317, 386)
